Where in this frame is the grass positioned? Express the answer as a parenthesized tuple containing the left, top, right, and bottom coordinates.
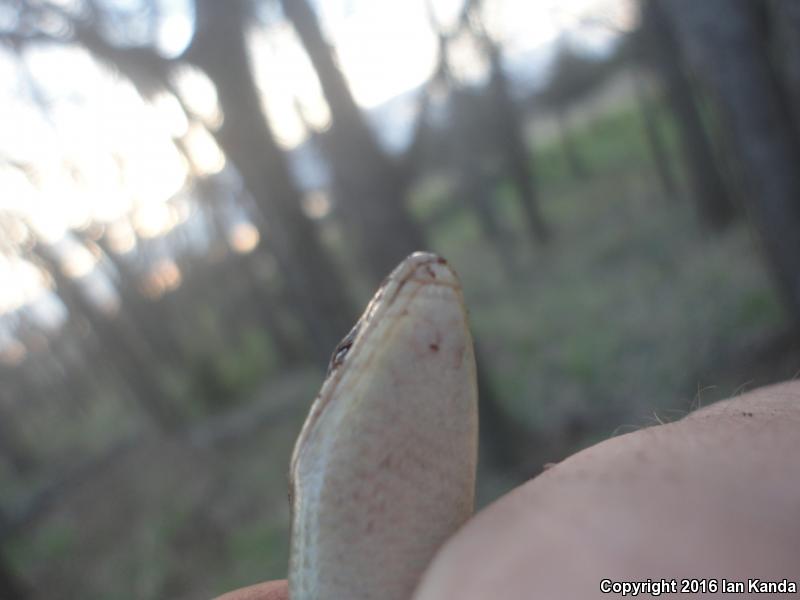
(6, 99, 790, 599)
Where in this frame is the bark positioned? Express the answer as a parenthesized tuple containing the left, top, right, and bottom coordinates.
(280, 0, 429, 284)
(663, 0, 800, 324)
(186, 0, 355, 360)
(642, 0, 736, 228)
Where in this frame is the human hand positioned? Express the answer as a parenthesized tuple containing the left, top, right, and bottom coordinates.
(217, 381, 800, 599)
(215, 580, 288, 600)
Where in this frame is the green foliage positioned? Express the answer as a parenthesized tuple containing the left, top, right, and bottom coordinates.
(533, 99, 680, 192)
(417, 101, 784, 439)
(735, 288, 784, 329)
(216, 331, 276, 397)
(7, 520, 76, 568)
(175, 328, 276, 415)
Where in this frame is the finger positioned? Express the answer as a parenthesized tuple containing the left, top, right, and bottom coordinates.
(214, 579, 288, 600)
(415, 381, 800, 599)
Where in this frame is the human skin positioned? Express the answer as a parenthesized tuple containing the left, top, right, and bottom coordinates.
(216, 380, 800, 600)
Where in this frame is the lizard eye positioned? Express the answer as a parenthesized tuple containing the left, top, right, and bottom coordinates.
(331, 343, 352, 369)
(327, 323, 360, 375)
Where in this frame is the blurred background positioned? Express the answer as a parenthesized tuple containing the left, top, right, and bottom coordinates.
(1, 0, 800, 597)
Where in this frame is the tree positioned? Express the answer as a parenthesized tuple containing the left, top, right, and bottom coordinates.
(280, 0, 429, 284)
(185, 0, 356, 359)
(640, 0, 736, 229)
(464, 2, 550, 242)
(447, 87, 523, 276)
(3, 0, 358, 362)
(630, 61, 678, 198)
(423, 11, 523, 276)
(662, 0, 800, 325)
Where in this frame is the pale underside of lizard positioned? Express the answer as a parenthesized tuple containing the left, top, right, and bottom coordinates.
(288, 252, 479, 600)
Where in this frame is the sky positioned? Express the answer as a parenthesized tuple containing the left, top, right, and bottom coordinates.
(251, 0, 630, 146)
(0, 0, 633, 355)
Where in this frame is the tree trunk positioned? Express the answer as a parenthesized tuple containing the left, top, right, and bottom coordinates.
(642, 0, 736, 229)
(631, 69, 678, 198)
(281, 0, 429, 284)
(485, 42, 551, 243)
(447, 90, 522, 277)
(663, 0, 800, 324)
(187, 0, 355, 360)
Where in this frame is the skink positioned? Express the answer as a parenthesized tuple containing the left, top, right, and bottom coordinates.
(289, 252, 479, 600)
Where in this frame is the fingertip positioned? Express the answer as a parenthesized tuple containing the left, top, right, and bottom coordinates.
(213, 579, 288, 600)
